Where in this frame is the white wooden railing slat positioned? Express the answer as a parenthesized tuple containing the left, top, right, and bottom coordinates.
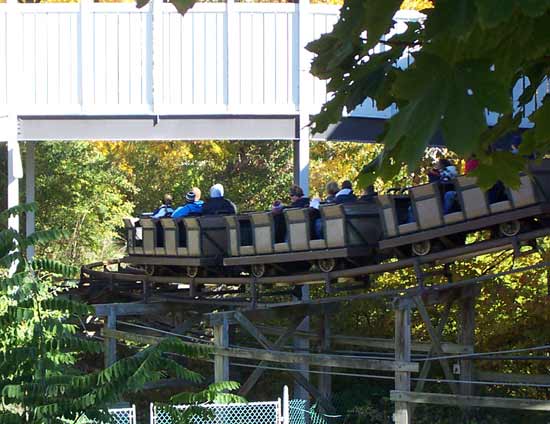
(0, 2, 544, 126)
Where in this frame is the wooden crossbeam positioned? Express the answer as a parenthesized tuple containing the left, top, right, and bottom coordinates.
(414, 298, 453, 393)
(239, 316, 307, 396)
(101, 328, 419, 372)
(413, 296, 459, 395)
(257, 325, 470, 354)
(208, 302, 340, 325)
(233, 311, 335, 413)
(94, 302, 174, 317)
(391, 391, 550, 411)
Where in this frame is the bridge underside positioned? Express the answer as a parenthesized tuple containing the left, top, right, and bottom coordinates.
(18, 115, 384, 142)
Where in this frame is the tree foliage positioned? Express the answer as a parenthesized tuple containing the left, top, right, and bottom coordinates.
(307, 0, 550, 188)
(34, 142, 135, 265)
(0, 205, 243, 423)
(97, 140, 293, 213)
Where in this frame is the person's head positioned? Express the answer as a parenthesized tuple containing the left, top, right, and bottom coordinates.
(192, 187, 201, 201)
(210, 183, 224, 198)
(326, 181, 339, 196)
(271, 200, 284, 214)
(341, 180, 353, 190)
(185, 191, 196, 204)
(363, 185, 375, 196)
(289, 185, 304, 202)
(163, 194, 173, 205)
(438, 158, 452, 169)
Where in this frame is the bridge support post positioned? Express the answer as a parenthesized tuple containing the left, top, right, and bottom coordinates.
(6, 115, 23, 233)
(213, 316, 230, 382)
(294, 0, 311, 195)
(25, 141, 36, 258)
(394, 301, 412, 424)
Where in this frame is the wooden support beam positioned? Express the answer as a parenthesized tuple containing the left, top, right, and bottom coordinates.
(101, 328, 419, 372)
(391, 391, 550, 411)
(172, 315, 203, 335)
(233, 312, 273, 349)
(458, 288, 476, 396)
(213, 316, 230, 382)
(104, 307, 117, 367)
(318, 312, 331, 400)
(414, 298, 453, 394)
(475, 371, 550, 386)
(234, 307, 333, 412)
(208, 302, 339, 326)
(257, 325, 471, 354)
(239, 316, 307, 396)
(94, 302, 174, 317)
(394, 306, 412, 424)
(103, 328, 160, 345)
(293, 285, 310, 402)
(414, 296, 459, 395)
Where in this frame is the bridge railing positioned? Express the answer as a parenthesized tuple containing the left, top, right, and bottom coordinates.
(0, 1, 545, 126)
(0, 1, 423, 120)
(0, 1, 332, 116)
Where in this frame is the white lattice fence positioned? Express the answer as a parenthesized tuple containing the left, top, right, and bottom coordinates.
(108, 406, 137, 424)
(151, 401, 281, 424)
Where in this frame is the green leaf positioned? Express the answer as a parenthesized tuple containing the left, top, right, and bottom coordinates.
(361, 0, 402, 51)
(170, 0, 198, 17)
(475, 0, 516, 28)
(31, 258, 80, 278)
(441, 79, 487, 155)
(0, 203, 38, 222)
(518, 0, 550, 17)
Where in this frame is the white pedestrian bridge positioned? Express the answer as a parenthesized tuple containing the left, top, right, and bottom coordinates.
(1, 0, 410, 142)
(0, 0, 546, 236)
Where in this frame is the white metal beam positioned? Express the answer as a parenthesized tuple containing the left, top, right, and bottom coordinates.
(295, 0, 311, 196)
(7, 114, 22, 232)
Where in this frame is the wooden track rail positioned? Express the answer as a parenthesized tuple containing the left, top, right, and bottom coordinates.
(82, 227, 550, 291)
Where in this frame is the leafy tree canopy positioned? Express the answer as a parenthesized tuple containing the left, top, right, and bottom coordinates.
(306, 0, 550, 188)
(0, 204, 243, 423)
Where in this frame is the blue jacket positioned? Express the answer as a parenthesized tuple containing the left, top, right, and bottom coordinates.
(151, 204, 174, 218)
(172, 200, 204, 218)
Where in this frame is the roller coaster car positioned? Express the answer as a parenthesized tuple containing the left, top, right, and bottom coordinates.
(123, 215, 228, 277)
(223, 202, 383, 277)
(122, 160, 550, 279)
(378, 162, 550, 257)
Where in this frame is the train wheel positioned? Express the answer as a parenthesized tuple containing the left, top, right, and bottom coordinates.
(499, 220, 521, 237)
(411, 240, 431, 256)
(186, 265, 199, 278)
(318, 258, 336, 273)
(144, 264, 155, 276)
(251, 264, 266, 278)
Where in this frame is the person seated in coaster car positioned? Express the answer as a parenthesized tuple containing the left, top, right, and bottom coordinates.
(202, 183, 237, 216)
(324, 181, 339, 203)
(172, 188, 204, 218)
(335, 180, 358, 204)
(289, 184, 310, 208)
(149, 194, 174, 218)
